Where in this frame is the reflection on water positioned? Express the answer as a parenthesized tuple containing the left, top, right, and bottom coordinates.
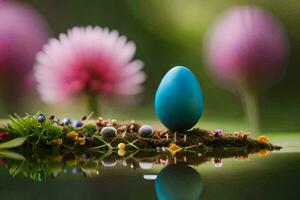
(0, 148, 263, 182)
(0, 139, 299, 200)
(156, 164, 203, 200)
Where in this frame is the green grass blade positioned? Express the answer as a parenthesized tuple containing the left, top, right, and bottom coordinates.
(0, 137, 27, 149)
(0, 150, 25, 160)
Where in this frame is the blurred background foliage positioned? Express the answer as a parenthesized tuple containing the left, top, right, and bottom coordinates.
(3, 0, 300, 131)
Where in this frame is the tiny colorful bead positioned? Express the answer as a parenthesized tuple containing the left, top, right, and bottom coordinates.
(76, 137, 86, 145)
(100, 127, 117, 140)
(138, 125, 153, 137)
(73, 121, 83, 128)
(0, 131, 8, 140)
(257, 135, 270, 143)
(258, 149, 269, 157)
(214, 159, 223, 167)
(36, 114, 46, 123)
(67, 131, 78, 139)
(118, 143, 126, 150)
(63, 118, 73, 125)
(118, 149, 126, 157)
(214, 129, 222, 137)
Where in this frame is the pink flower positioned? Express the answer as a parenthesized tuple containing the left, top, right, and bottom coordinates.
(34, 26, 146, 103)
(0, 1, 48, 110)
(204, 6, 287, 88)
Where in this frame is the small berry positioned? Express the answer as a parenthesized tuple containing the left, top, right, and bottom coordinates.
(258, 149, 269, 157)
(63, 118, 73, 125)
(118, 143, 126, 150)
(75, 137, 86, 145)
(0, 131, 8, 140)
(37, 114, 46, 123)
(67, 131, 78, 139)
(118, 149, 126, 157)
(53, 117, 60, 124)
(100, 127, 117, 140)
(138, 125, 153, 137)
(257, 135, 270, 143)
(0, 158, 6, 165)
(72, 121, 83, 128)
(214, 129, 222, 137)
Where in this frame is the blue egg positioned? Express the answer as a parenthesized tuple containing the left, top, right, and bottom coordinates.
(155, 66, 204, 131)
(155, 164, 203, 200)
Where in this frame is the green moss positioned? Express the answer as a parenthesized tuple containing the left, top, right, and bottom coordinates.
(82, 123, 98, 136)
(0, 114, 281, 154)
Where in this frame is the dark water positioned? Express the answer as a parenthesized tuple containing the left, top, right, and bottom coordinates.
(0, 134, 299, 200)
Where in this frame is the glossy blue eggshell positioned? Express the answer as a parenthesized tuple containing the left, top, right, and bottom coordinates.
(155, 164, 203, 200)
(155, 66, 204, 131)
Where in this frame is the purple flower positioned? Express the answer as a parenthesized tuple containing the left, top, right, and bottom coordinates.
(204, 6, 287, 88)
(0, 1, 48, 109)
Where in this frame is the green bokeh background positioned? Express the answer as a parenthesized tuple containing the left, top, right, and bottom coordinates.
(11, 0, 300, 131)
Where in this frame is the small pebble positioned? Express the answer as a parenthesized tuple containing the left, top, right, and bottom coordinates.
(214, 129, 223, 137)
(63, 118, 73, 125)
(72, 167, 81, 174)
(138, 125, 153, 137)
(53, 117, 60, 124)
(111, 119, 117, 126)
(100, 127, 117, 140)
(139, 162, 153, 169)
(101, 157, 117, 167)
(37, 114, 46, 123)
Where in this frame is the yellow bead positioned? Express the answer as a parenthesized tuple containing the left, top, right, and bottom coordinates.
(258, 149, 269, 157)
(257, 135, 270, 143)
(118, 149, 126, 157)
(111, 119, 117, 126)
(167, 143, 182, 155)
(76, 137, 85, 145)
(67, 131, 78, 139)
(118, 143, 126, 150)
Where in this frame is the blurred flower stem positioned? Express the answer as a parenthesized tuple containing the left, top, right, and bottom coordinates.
(86, 90, 99, 117)
(239, 87, 260, 135)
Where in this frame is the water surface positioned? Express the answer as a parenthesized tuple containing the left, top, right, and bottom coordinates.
(0, 133, 299, 200)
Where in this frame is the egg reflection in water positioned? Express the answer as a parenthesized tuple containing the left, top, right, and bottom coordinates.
(155, 164, 203, 200)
